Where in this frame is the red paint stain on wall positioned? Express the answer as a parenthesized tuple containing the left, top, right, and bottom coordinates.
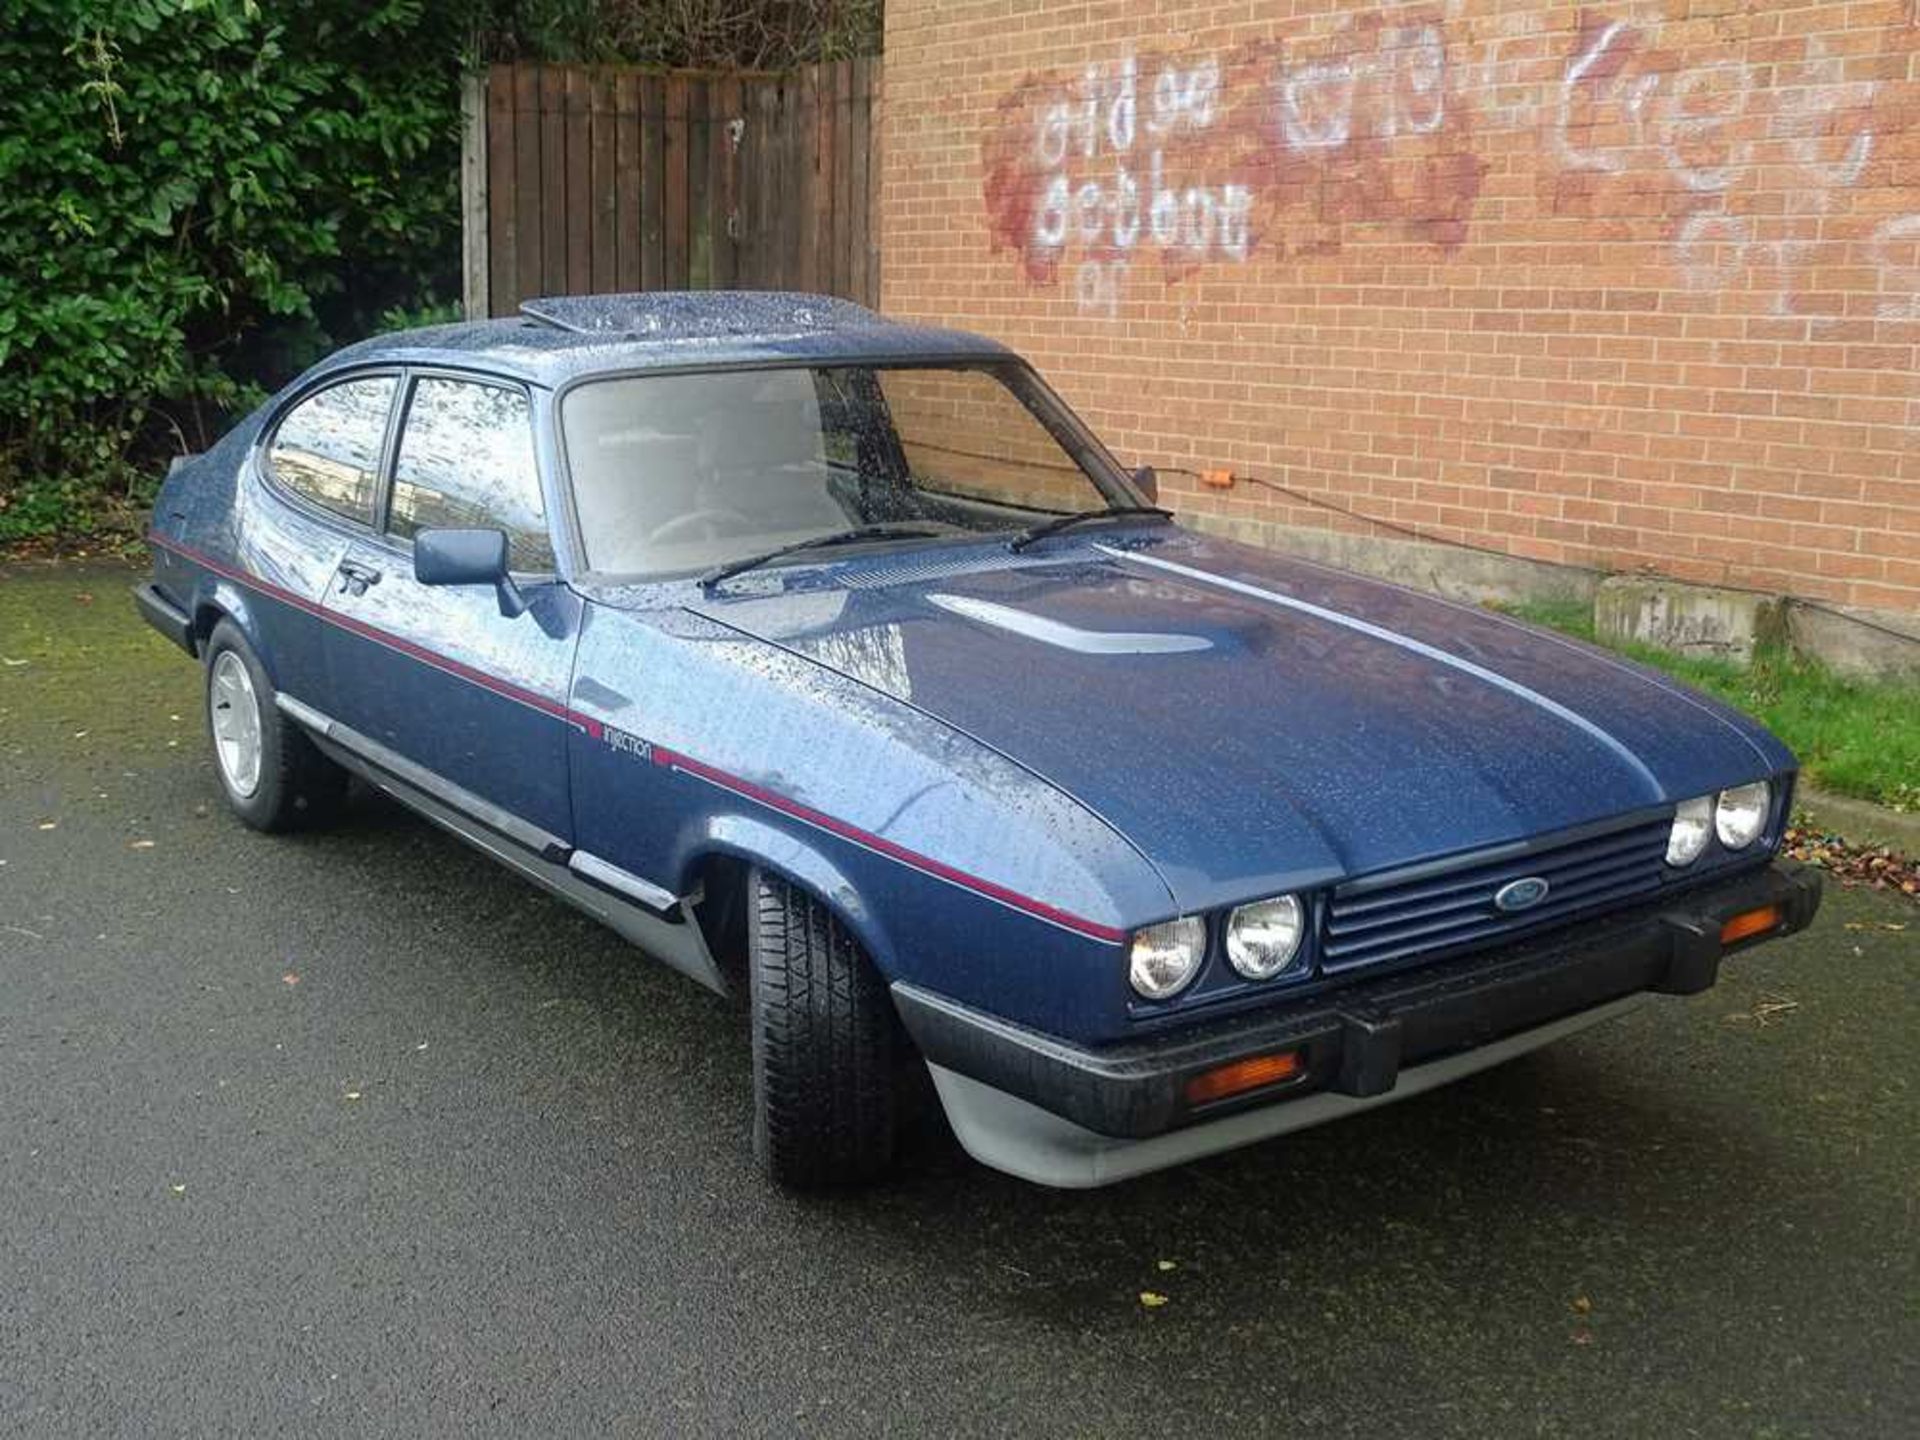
(980, 8, 1487, 288)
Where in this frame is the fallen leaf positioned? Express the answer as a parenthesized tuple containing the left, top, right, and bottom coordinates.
(1727, 993, 1800, 1027)
(1571, 1296, 1592, 1315)
(1138, 1291, 1169, 1309)
(1782, 825, 1919, 897)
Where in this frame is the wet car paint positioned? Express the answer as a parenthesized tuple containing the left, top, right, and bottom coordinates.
(690, 528, 1790, 916)
(143, 296, 1796, 1047)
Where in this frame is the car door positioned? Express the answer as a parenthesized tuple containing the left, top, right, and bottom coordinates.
(227, 371, 400, 704)
(318, 372, 580, 844)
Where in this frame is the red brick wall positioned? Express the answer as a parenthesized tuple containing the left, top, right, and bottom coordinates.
(880, 1, 1920, 616)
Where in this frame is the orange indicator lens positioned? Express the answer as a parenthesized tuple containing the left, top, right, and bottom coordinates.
(1184, 1050, 1304, 1106)
(1720, 904, 1782, 946)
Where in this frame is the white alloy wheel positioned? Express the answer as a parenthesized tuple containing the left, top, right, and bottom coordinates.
(209, 649, 264, 798)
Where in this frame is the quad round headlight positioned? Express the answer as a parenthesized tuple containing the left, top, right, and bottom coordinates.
(1666, 795, 1713, 867)
(1226, 895, 1306, 980)
(1128, 916, 1206, 1000)
(1715, 780, 1772, 850)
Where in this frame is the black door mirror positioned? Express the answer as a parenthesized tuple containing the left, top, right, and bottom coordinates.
(1131, 464, 1159, 505)
(414, 527, 528, 618)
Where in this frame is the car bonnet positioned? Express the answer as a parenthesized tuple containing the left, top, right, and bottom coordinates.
(686, 530, 1789, 915)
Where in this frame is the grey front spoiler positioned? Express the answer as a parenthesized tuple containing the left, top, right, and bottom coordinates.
(926, 994, 1648, 1189)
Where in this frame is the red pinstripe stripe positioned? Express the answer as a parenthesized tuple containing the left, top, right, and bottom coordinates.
(151, 534, 571, 722)
(154, 533, 1127, 946)
(653, 745, 1128, 943)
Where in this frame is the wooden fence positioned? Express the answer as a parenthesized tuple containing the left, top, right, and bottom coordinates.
(461, 59, 881, 319)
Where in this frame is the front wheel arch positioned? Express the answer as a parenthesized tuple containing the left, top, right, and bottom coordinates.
(680, 813, 897, 981)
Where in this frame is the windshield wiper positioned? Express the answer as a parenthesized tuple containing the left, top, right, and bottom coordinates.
(699, 522, 955, 591)
(1007, 505, 1172, 552)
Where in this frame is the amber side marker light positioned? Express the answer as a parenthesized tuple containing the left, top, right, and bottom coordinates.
(1720, 904, 1783, 946)
(1184, 1050, 1304, 1106)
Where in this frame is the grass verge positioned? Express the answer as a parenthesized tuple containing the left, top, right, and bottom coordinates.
(1495, 600, 1919, 815)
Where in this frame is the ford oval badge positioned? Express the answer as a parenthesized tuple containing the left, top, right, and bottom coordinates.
(1494, 876, 1552, 913)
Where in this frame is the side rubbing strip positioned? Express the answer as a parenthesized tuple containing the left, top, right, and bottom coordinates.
(568, 850, 680, 912)
(276, 693, 568, 860)
(276, 692, 334, 738)
(1097, 545, 1662, 796)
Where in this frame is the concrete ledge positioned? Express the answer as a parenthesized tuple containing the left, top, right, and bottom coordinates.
(1788, 603, 1920, 683)
(1183, 513, 1598, 608)
(1796, 785, 1920, 858)
(1594, 577, 1786, 665)
(1592, 576, 1920, 681)
(1189, 513, 1920, 681)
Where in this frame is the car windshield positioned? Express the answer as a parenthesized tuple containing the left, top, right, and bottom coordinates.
(560, 362, 1133, 578)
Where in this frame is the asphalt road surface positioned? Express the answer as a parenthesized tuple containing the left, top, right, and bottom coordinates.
(3, 559, 1916, 1438)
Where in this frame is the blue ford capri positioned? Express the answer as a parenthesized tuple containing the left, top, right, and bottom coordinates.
(138, 292, 1821, 1188)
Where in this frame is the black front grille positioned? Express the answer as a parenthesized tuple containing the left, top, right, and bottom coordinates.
(1322, 815, 1672, 973)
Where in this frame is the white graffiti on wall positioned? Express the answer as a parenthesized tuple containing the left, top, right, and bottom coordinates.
(1537, 9, 1902, 318)
(992, 4, 1919, 323)
(1025, 54, 1252, 317)
(1278, 22, 1448, 151)
(1550, 18, 1658, 175)
(1872, 214, 1920, 321)
(1021, 30, 1474, 316)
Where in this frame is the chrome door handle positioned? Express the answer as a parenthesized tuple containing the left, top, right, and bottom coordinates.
(335, 560, 382, 596)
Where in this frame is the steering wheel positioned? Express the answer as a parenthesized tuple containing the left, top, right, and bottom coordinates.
(645, 507, 754, 548)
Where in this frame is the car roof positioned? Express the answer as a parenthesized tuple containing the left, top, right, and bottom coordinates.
(314, 291, 1016, 388)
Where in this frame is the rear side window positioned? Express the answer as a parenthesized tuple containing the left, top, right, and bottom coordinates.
(388, 378, 553, 571)
(266, 376, 396, 524)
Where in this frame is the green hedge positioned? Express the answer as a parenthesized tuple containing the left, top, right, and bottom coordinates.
(0, 0, 481, 539)
(0, 1, 884, 542)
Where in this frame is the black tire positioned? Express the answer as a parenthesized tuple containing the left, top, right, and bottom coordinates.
(748, 867, 901, 1187)
(202, 618, 347, 832)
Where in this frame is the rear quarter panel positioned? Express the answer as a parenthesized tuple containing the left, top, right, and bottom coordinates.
(147, 409, 350, 701)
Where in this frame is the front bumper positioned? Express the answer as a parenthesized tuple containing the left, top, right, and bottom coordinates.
(896, 861, 1821, 1187)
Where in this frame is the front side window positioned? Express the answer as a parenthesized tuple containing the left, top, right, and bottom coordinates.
(388, 378, 554, 571)
(266, 375, 396, 524)
(561, 363, 1126, 577)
